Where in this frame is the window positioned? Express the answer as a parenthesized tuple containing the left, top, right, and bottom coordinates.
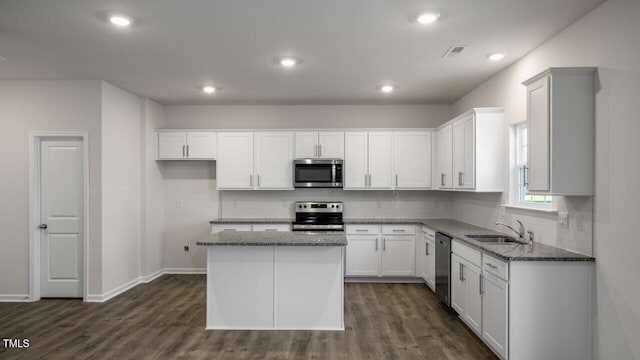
(510, 123, 552, 209)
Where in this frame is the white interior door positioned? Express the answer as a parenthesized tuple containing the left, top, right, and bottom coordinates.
(40, 138, 84, 298)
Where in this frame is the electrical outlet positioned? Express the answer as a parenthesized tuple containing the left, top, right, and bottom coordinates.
(176, 200, 183, 208)
(183, 245, 189, 252)
(558, 212, 569, 229)
(576, 214, 584, 232)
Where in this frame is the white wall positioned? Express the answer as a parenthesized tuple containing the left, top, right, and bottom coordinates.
(452, 0, 640, 357)
(100, 82, 142, 293)
(140, 99, 165, 277)
(164, 104, 452, 129)
(0, 80, 103, 297)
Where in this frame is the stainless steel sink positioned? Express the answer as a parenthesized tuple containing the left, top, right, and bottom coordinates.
(465, 234, 524, 244)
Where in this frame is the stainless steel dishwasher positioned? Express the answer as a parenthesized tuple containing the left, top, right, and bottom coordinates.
(435, 232, 452, 306)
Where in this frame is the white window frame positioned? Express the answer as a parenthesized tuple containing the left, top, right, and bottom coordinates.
(507, 122, 554, 211)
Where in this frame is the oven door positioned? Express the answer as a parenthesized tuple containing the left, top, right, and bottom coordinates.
(294, 160, 343, 188)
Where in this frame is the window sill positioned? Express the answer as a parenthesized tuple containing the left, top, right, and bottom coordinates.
(502, 204, 558, 214)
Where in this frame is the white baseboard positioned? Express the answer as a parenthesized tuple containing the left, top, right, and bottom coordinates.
(140, 269, 164, 283)
(163, 267, 206, 274)
(344, 277, 424, 284)
(0, 294, 30, 302)
(87, 277, 142, 303)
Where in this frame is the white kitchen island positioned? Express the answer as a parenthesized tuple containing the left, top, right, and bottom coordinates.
(197, 231, 346, 330)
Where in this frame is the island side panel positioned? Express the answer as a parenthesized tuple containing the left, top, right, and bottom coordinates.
(206, 246, 275, 329)
(274, 246, 344, 330)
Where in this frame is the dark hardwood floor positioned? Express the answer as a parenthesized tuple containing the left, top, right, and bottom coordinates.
(0, 275, 496, 359)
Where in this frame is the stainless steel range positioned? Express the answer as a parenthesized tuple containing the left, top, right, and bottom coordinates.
(292, 201, 344, 232)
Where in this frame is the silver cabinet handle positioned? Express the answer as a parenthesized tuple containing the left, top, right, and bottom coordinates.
(223, 229, 237, 231)
(395, 174, 398, 187)
(441, 173, 445, 186)
(460, 263, 465, 282)
(264, 229, 278, 232)
(249, 174, 253, 186)
(458, 171, 463, 186)
(356, 229, 367, 232)
(319, 144, 322, 157)
(392, 229, 405, 232)
(257, 174, 260, 187)
(485, 262, 498, 270)
(182, 145, 186, 158)
(39, 224, 48, 229)
(426, 242, 429, 256)
(383, 237, 386, 251)
(479, 274, 483, 295)
(186, 145, 189, 158)
(314, 144, 317, 157)
(459, 263, 463, 281)
(523, 166, 529, 187)
(375, 237, 378, 251)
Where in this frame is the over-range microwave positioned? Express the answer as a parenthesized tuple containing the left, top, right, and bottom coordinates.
(293, 159, 343, 188)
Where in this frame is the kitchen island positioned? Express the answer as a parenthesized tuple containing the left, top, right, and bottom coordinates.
(197, 231, 347, 330)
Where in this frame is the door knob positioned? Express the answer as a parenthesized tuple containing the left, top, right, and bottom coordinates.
(39, 224, 48, 229)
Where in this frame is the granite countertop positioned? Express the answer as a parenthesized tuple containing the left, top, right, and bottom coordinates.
(207, 217, 594, 261)
(197, 230, 347, 247)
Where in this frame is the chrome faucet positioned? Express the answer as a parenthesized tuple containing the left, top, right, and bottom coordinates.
(495, 220, 525, 239)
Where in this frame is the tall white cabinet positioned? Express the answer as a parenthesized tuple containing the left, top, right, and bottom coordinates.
(436, 108, 504, 192)
(217, 132, 294, 190)
(522, 67, 596, 195)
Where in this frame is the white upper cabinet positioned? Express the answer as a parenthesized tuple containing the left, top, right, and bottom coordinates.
(217, 132, 254, 189)
(157, 131, 216, 160)
(523, 67, 596, 195)
(394, 131, 433, 189)
(294, 132, 344, 159)
(344, 131, 392, 190)
(254, 132, 294, 190)
(218, 132, 294, 190)
(437, 108, 504, 192)
(436, 125, 453, 189)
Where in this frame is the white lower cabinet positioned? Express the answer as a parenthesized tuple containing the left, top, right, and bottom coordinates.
(211, 223, 291, 234)
(482, 270, 508, 359)
(345, 225, 415, 278)
(451, 241, 483, 336)
(417, 227, 436, 290)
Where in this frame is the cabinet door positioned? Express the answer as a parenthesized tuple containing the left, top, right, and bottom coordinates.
(217, 132, 254, 189)
(381, 236, 415, 276)
(186, 132, 216, 159)
(451, 254, 466, 315)
(464, 263, 483, 335)
(318, 132, 344, 158)
(345, 235, 380, 276)
(482, 272, 509, 359)
(527, 75, 550, 192)
(416, 235, 426, 280)
(394, 131, 432, 189)
(368, 132, 393, 189)
(436, 125, 453, 189)
(426, 239, 436, 290)
(344, 132, 368, 189)
(453, 116, 475, 189)
(254, 132, 294, 189)
(294, 132, 319, 158)
(157, 132, 186, 159)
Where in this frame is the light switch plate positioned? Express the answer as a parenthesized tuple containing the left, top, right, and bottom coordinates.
(558, 212, 569, 228)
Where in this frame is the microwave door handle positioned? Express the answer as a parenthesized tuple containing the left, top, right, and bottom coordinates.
(332, 164, 336, 183)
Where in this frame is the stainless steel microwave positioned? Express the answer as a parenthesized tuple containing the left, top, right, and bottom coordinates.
(293, 159, 343, 188)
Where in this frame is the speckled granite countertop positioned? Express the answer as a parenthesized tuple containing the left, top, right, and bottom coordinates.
(207, 217, 594, 261)
(197, 231, 347, 247)
(210, 218, 293, 224)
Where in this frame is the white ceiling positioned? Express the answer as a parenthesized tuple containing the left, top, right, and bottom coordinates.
(0, 0, 604, 105)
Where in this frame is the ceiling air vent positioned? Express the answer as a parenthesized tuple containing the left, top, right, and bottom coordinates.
(442, 45, 467, 59)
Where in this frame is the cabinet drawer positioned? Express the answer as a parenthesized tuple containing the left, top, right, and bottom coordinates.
(252, 224, 291, 232)
(452, 240, 482, 267)
(421, 226, 436, 240)
(346, 225, 381, 235)
(483, 254, 509, 281)
(382, 225, 416, 235)
(211, 224, 253, 233)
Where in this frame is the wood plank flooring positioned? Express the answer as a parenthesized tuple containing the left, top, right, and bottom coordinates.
(0, 275, 496, 359)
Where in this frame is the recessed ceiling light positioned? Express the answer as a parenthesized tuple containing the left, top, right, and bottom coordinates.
(487, 53, 505, 61)
(109, 15, 132, 27)
(380, 85, 395, 93)
(279, 57, 298, 67)
(202, 86, 216, 94)
(416, 12, 440, 24)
